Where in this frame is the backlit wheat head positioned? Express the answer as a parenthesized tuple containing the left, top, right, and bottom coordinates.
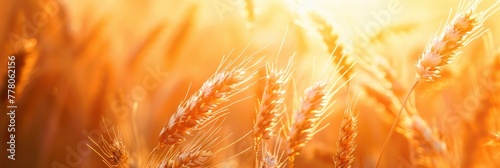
(254, 63, 290, 142)
(286, 81, 329, 166)
(158, 57, 256, 147)
(416, 0, 498, 81)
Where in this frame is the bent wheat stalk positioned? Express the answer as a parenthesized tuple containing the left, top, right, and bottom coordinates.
(376, 0, 500, 166)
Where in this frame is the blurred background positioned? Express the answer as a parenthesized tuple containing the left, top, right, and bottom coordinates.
(1, 0, 499, 167)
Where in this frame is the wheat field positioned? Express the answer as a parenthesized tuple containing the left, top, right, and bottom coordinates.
(1, 0, 500, 167)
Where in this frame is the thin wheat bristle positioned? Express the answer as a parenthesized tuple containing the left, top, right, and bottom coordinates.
(158, 68, 247, 147)
(416, 1, 484, 81)
(333, 108, 358, 168)
(287, 81, 328, 166)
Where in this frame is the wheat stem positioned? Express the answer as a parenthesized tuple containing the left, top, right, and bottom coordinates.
(376, 80, 419, 168)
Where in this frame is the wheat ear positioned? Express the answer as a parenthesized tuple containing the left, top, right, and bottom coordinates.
(416, 0, 495, 81)
(254, 64, 289, 140)
(87, 124, 129, 168)
(254, 62, 290, 164)
(376, 1, 498, 166)
(333, 83, 359, 168)
(333, 109, 358, 168)
(399, 115, 448, 167)
(309, 12, 355, 81)
(286, 81, 328, 167)
(158, 57, 256, 148)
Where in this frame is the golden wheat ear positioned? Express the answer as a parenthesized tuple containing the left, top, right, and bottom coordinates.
(286, 80, 329, 168)
(253, 61, 292, 164)
(333, 82, 360, 168)
(157, 55, 258, 148)
(308, 11, 355, 81)
(254, 62, 291, 141)
(416, 0, 500, 81)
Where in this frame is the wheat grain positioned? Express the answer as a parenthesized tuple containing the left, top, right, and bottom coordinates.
(286, 81, 328, 167)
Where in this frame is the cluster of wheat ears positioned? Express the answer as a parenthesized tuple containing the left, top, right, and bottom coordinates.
(81, 0, 500, 167)
(2, 0, 500, 167)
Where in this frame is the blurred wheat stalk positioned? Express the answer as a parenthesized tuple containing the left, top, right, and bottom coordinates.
(1, 0, 500, 167)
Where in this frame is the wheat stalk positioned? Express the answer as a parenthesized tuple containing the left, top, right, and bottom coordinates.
(376, 1, 498, 166)
(286, 81, 328, 167)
